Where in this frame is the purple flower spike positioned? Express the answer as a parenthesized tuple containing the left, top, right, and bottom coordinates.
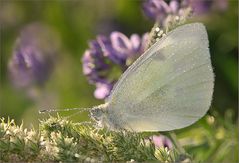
(143, 0, 228, 27)
(110, 31, 133, 57)
(97, 35, 126, 65)
(151, 135, 173, 149)
(8, 23, 58, 89)
(143, 0, 171, 23)
(190, 0, 213, 15)
(169, 0, 180, 14)
(143, 0, 192, 26)
(130, 34, 141, 52)
(82, 32, 148, 99)
(184, 0, 228, 15)
(94, 82, 113, 99)
(82, 50, 94, 75)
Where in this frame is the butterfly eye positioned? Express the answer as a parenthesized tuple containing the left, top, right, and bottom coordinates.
(90, 108, 103, 121)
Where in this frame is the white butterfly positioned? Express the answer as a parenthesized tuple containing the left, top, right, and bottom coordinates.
(89, 23, 214, 132)
(40, 23, 214, 132)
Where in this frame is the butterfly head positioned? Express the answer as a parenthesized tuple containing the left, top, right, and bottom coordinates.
(89, 103, 109, 127)
(90, 108, 103, 121)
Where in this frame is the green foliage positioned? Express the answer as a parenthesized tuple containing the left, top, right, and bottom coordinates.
(1, 111, 236, 162)
(0, 116, 191, 163)
(0, 118, 42, 162)
(181, 110, 238, 163)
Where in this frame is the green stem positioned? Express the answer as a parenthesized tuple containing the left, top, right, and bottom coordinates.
(169, 131, 186, 154)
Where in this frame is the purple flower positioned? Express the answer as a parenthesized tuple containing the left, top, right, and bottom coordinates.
(94, 82, 113, 99)
(143, 0, 228, 24)
(143, 0, 171, 23)
(82, 32, 148, 99)
(142, 0, 194, 27)
(189, 0, 228, 15)
(8, 23, 58, 89)
(190, 0, 213, 15)
(151, 135, 173, 149)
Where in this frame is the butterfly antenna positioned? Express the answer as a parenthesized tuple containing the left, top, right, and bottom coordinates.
(39, 107, 91, 114)
(64, 109, 90, 120)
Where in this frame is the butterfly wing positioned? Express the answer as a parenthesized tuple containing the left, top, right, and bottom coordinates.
(106, 23, 214, 132)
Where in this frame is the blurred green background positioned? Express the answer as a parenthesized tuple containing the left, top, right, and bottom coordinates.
(0, 0, 238, 162)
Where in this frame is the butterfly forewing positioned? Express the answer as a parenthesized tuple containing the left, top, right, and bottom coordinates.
(107, 23, 214, 132)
